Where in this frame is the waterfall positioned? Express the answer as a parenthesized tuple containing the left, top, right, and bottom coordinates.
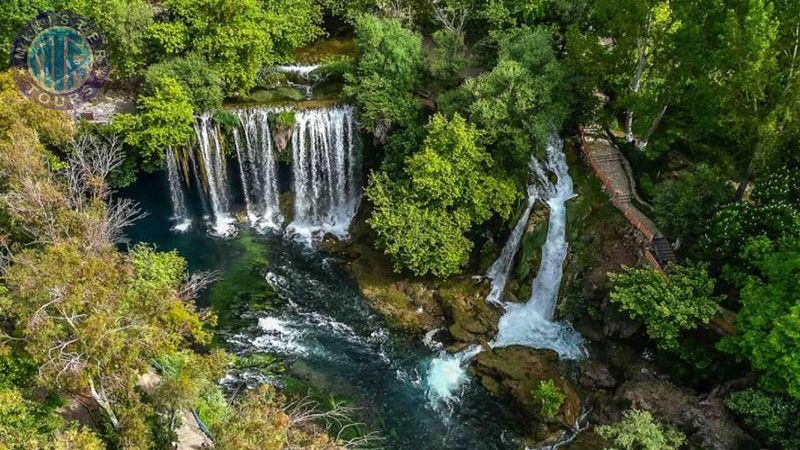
(491, 138, 586, 359)
(288, 106, 361, 242)
(180, 105, 361, 240)
(426, 138, 585, 406)
(193, 113, 235, 236)
(485, 156, 555, 305)
(274, 64, 320, 99)
(165, 147, 191, 232)
(274, 64, 321, 79)
(235, 108, 284, 230)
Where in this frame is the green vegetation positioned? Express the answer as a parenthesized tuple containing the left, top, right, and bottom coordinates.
(271, 110, 297, 129)
(597, 409, 685, 450)
(719, 237, 800, 397)
(609, 264, 720, 353)
(651, 164, 732, 241)
(1, 0, 800, 446)
(344, 15, 424, 135)
(112, 76, 195, 170)
(726, 388, 800, 450)
(530, 379, 565, 419)
(367, 113, 515, 276)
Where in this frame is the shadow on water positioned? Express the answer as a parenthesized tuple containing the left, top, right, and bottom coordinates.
(121, 171, 520, 449)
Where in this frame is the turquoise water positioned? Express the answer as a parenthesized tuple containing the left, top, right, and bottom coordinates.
(122, 170, 520, 449)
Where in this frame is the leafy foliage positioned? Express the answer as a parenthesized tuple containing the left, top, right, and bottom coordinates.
(68, 0, 155, 76)
(154, 349, 229, 432)
(597, 409, 685, 450)
(0, 388, 63, 449)
(213, 385, 342, 450)
(367, 114, 516, 276)
(143, 56, 224, 113)
(719, 237, 800, 398)
(652, 164, 732, 240)
(344, 15, 424, 134)
(530, 379, 565, 419)
(609, 264, 720, 352)
(113, 76, 195, 170)
(462, 27, 570, 179)
(156, 0, 322, 94)
(726, 388, 800, 450)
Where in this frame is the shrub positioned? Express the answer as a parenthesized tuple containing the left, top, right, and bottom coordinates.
(608, 264, 721, 353)
(597, 409, 685, 450)
(270, 110, 297, 129)
(652, 164, 732, 240)
(531, 380, 565, 419)
(726, 388, 800, 449)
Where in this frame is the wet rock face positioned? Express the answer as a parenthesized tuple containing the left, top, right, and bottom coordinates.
(578, 359, 617, 390)
(271, 125, 293, 154)
(438, 278, 500, 344)
(615, 377, 758, 450)
(471, 346, 582, 434)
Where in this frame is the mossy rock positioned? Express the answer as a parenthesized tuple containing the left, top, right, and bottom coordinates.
(269, 110, 295, 153)
(438, 277, 500, 343)
(279, 191, 294, 224)
(471, 346, 582, 433)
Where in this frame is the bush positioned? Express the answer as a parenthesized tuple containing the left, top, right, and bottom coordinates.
(718, 237, 800, 398)
(143, 56, 224, 113)
(652, 164, 732, 240)
(113, 76, 195, 170)
(366, 114, 516, 277)
(344, 15, 424, 133)
(751, 168, 800, 208)
(726, 388, 800, 449)
(597, 409, 685, 450)
(530, 380, 565, 419)
(609, 263, 721, 353)
(270, 110, 297, 129)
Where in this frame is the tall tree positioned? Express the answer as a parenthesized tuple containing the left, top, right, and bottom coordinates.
(344, 14, 424, 143)
(367, 113, 516, 276)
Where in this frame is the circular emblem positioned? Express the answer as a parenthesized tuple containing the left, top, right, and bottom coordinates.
(9, 10, 109, 110)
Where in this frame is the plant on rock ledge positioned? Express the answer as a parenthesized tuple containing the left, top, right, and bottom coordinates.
(530, 379, 565, 419)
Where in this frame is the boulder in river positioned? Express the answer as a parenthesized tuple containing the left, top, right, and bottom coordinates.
(471, 346, 582, 443)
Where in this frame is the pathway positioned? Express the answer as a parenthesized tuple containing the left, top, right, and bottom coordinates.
(578, 127, 734, 335)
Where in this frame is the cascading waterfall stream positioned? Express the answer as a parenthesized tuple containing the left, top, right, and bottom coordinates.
(288, 106, 361, 241)
(274, 65, 321, 99)
(426, 138, 586, 405)
(235, 108, 284, 230)
(491, 139, 586, 356)
(194, 113, 235, 236)
(175, 105, 361, 240)
(165, 147, 192, 232)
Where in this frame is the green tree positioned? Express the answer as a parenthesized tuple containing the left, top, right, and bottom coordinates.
(652, 164, 732, 240)
(719, 237, 800, 398)
(726, 388, 800, 449)
(530, 379, 565, 419)
(143, 56, 224, 113)
(608, 264, 720, 352)
(156, 0, 322, 94)
(462, 27, 569, 179)
(153, 350, 229, 435)
(67, 0, 155, 76)
(213, 385, 341, 450)
(597, 409, 685, 450)
(0, 388, 63, 449)
(345, 14, 424, 140)
(114, 76, 195, 170)
(0, 0, 58, 58)
(367, 114, 516, 276)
